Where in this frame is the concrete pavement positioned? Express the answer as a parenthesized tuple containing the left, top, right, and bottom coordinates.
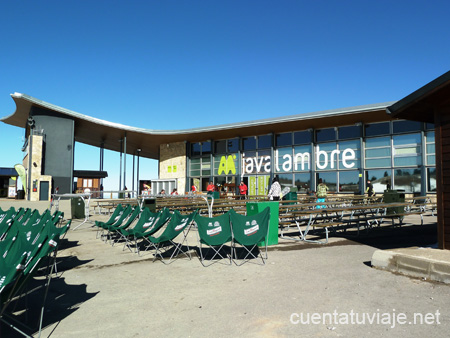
(0, 200, 449, 337)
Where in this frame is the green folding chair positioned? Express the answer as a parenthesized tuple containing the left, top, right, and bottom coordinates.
(230, 207, 270, 266)
(118, 208, 171, 253)
(144, 210, 197, 264)
(194, 212, 232, 266)
(94, 204, 124, 238)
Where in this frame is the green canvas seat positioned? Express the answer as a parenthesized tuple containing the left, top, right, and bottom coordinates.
(229, 207, 270, 266)
(144, 210, 197, 264)
(194, 212, 232, 266)
(121, 208, 172, 254)
(94, 204, 124, 238)
(107, 206, 141, 245)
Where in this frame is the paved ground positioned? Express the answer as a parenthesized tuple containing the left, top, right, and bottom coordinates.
(1, 200, 449, 337)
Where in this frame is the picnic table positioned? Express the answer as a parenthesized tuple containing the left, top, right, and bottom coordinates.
(279, 202, 424, 244)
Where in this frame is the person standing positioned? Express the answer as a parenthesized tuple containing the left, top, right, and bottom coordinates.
(268, 176, 282, 201)
(316, 178, 328, 209)
(366, 180, 375, 197)
(207, 181, 215, 192)
(239, 181, 248, 199)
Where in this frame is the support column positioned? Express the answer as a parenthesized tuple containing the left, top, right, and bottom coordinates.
(136, 149, 141, 195)
(123, 133, 127, 190)
(119, 139, 123, 191)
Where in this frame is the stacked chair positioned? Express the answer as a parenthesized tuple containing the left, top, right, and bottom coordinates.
(0, 207, 70, 337)
(94, 204, 271, 266)
(194, 207, 270, 266)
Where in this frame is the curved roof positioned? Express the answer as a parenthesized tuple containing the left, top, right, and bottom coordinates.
(1, 92, 396, 160)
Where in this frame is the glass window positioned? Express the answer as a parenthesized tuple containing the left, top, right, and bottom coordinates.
(427, 167, 436, 192)
(393, 133, 421, 167)
(294, 130, 312, 144)
(276, 133, 292, 147)
(316, 172, 336, 192)
(366, 136, 390, 148)
(426, 132, 435, 166)
(393, 133, 421, 146)
(202, 141, 212, 155)
(278, 173, 293, 189)
(295, 173, 311, 193)
(365, 136, 391, 169)
(228, 139, 239, 152)
(191, 142, 201, 157)
(365, 158, 392, 168)
(366, 169, 392, 193)
(242, 137, 256, 151)
(293, 145, 312, 171)
(316, 128, 336, 142)
(315, 142, 338, 170)
(365, 122, 390, 137)
(190, 158, 201, 176)
(393, 168, 421, 193)
(201, 157, 211, 176)
(338, 125, 361, 140)
(258, 135, 272, 149)
(426, 123, 435, 130)
(214, 140, 226, 154)
(338, 140, 360, 170)
(275, 147, 293, 173)
(338, 171, 360, 193)
(393, 120, 422, 134)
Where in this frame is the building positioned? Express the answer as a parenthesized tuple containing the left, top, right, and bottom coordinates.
(387, 70, 450, 249)
(1, 93, 436, 200)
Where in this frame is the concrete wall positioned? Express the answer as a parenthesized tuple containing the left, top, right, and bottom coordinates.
(23, 134, 52, 201)
(159, 142, 187, 194)
(32, 108, 75, 194)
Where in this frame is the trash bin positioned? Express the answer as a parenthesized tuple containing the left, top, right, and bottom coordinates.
(143, 198, 156, 213)
(283, 191, 297, 204)
(71, 197, 85, 219)
(383, 190, 405, 215)
(246, 201, 279, 246)
(207, 191, 220, 200)
(16, 190, 25, 200)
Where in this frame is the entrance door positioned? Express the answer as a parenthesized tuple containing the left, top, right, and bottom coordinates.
(248, 175, 270, 196)
(39, 181, 49, 201)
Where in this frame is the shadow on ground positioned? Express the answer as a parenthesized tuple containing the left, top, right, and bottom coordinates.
(0, 240, 98, 337)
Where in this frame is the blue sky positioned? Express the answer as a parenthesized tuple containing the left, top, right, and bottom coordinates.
(1, 0, 449, 191)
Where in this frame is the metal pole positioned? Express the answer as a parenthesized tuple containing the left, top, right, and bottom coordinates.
(137, 149, 141, 195)
(119, 139, 123, 191)
(132, 152, 135, 193)
(123, 133, 127, 190)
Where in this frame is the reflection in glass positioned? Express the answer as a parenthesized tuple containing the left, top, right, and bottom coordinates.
(366, 169, 392, 193)
(393, 168, 421, 193)
(316, 172, 336, 192)
(339, 171, 359, 192)
(427, 168, 436, 192)
(295, 173, 311, 193)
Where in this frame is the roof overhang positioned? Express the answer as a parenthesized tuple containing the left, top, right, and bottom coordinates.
(1, 93, 397, 160)
(386, 70, 450, 122)
(73, 170, 108, 179)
